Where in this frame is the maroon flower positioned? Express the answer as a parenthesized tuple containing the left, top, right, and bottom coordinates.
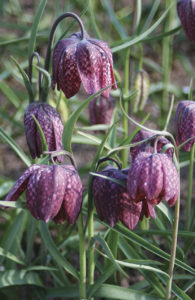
(24, 102, 64, 161)
(127, 152, 179, 218)
(175, 100, 195, 152)
(89, 95, 114, 127)
(5, 164, 82, 224)
(177, 0, 195, 43)
(52, 32, 117, 99)
(130, 130, 174, 161)
(92, 165, 142, 230)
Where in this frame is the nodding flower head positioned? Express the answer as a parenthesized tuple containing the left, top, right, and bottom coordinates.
(89, 95, 114, 127)
(127, 152, 179, 217)
(130, 130, 174, 161)
(5, 164, 82, 224)
(92, 165, 142, 230)
(175, 100, 195, 152)
(24, 102, 64, 161)
(52, 32, 117, 99)
(177, 0, 195, 43)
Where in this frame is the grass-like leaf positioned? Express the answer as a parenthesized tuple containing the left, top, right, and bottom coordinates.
(62, 85, 113, 153)
(0, 247, 26, 265)
(0, 127, 31, 167)
(28, 0, 47, 59)
(39, 222, 79, 280)
(0, 270, 43, 288)
(10, 56, 34, 103)
(111, 5, 172, 53)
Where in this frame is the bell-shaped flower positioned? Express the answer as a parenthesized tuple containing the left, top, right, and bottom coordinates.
(130, 130, 174, 161)
(175, 100, 195, 152)
(89, 95, 114, 127)
(127, 152, 179, 212)
(92, 165, 142, 230)
(5, 164, 82, 224)
(52, 32, 117, 99)
(24, 102, 64, 161)
(177, 0, 195, 43)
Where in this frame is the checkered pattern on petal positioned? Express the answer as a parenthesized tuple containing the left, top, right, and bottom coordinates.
(5, 165, 41, 202)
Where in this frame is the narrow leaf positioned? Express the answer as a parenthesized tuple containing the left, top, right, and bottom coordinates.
(28, 0, 47, 59)
(0, 128, 31, 167)
(39, 222, 79, 280)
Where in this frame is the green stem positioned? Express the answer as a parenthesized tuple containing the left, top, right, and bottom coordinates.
(88, 203, 95, 298)
(89, 0, 102, 39)
(186, 143, 195, 230)
(78, 213, 86, 299)
(104, 230, 118, 283)
(166, 149, 180, 299)
(121, 48, 130, 167)
(161, 0, 175, 120)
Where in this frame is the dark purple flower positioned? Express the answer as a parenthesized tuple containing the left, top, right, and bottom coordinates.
(175, 100, 195, 152)
(130, 130, 174, 161)
(89, 95, 114, 127)
(24, 102, 64, 161)
(52, 32, 117, 99)
(127, 152, 179, 214)
(92, 165, 142, 230)
(5, 164, 82, 224)
(177, 0, 195, 43)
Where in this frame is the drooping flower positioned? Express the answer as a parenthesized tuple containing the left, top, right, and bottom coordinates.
(127, 152, 179, 214)
(130, 130, 174, 161)
(92, 165, 142, 230)
(89, 95, 114, 127)
(52, 32, 117, 99)
(175, 100, 195, 152)
(5, 164, 82, 224)
(177, 0, 195, 43)
(24, 102, 64, 161)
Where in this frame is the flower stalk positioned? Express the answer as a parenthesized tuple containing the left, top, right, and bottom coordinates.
(186, 143, 195, 230)
(78, 212, 86, 299)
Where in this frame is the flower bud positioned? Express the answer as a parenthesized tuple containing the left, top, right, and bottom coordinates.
(175, 100, 195, 151)
(24, 102, 64, 161)
(52, 32, 117, 99)
(177, 0, 195, 43)
(89, 95, 114, 127)
(132, 70, 150, 113)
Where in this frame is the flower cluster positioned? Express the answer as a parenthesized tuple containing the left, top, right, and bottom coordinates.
(92, 132, 179, 230)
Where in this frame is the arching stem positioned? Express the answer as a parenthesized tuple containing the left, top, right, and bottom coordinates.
(41, 12, 85, 103)
(29, 51, 42, 99)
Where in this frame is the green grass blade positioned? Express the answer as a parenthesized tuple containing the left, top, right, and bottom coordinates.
(111, 5, 172, 53)
(0, 81, 20, 108)
(0, 247, 26, 265)
(87, 265, 116, 299)
(0, 270, 43, 288)
(0, 128, 31, 167)
(39, 222, 79, 280)
(10, 56, 34, 103)
(94, 283, 160, 299)
(28, 0, 47, 59)
(63, 85, 113, 152)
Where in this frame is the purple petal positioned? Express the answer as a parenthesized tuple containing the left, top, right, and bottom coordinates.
(60, 165, 83, 224)
(119, 192, 142, 230)
(76, 40, 103, 96)
(27, 165, 66, 222)
(5, 165, 41, 202)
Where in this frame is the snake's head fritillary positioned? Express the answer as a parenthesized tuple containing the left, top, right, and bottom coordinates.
(24, 102, 64, 161)
(175, 100, 195, 152)
(177, 0, 195, 43)
(52, 32, 117, 99)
